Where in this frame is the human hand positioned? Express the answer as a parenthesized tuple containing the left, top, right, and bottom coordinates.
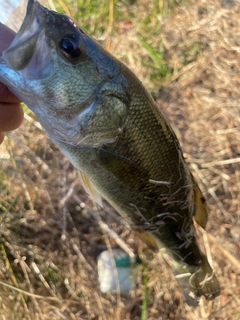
(0, 23, 23, 144)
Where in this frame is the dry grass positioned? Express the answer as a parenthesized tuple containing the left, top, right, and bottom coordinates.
(1, 0, 240, 319)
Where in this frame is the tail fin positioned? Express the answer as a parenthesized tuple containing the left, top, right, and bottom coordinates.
(188, 258, 220, 300)
(173, 258, 220, 306)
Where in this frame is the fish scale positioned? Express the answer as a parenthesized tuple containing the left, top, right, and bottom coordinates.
(0, 0, 220, 305)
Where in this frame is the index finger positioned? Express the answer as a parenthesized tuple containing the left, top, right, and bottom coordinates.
(0, 24, 21, 104)
(0, 23, 16, 54)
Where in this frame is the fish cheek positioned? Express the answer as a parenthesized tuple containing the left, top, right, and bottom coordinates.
(82, 95, 128, 145)
(40, 59, 103, 109)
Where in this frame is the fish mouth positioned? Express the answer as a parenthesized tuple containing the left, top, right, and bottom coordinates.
(2, 0, 49, 71)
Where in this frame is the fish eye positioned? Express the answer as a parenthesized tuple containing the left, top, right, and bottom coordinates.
(60, 37, 81, 59)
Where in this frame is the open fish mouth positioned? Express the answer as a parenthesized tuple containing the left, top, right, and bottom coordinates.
(2, 0, 50, 71)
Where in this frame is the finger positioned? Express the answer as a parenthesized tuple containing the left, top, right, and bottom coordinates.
(0, 23, 16, 54)
(0, 103, 24, 131)
(0, 83, 21, 104)
(0, 132, 4, 144)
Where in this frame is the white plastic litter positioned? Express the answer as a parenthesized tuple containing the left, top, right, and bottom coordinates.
(97, 249, 135, 294)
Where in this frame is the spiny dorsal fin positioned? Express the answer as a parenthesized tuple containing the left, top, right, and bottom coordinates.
(79, 171, 103, 207)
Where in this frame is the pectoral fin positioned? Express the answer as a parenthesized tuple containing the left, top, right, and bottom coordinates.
(97, 147, 149, 188)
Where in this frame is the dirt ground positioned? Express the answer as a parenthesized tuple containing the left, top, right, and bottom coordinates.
(0, 0, 240, 319)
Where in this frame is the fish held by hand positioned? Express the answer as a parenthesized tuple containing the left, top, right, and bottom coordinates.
(0, 0, 220, 305)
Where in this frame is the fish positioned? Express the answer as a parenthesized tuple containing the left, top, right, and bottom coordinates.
(0, 0, 220, 305)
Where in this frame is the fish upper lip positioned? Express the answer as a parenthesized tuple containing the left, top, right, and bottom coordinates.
(27, 0, 48, 19)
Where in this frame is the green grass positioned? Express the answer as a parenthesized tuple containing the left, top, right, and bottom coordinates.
(179, 41, 202, 65)
(54, 0, 110, 36)
(140, 36, 173, 79)
(141, 262, 150, 320)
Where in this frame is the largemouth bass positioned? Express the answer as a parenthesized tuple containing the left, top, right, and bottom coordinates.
(0, 0, 220, 305)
